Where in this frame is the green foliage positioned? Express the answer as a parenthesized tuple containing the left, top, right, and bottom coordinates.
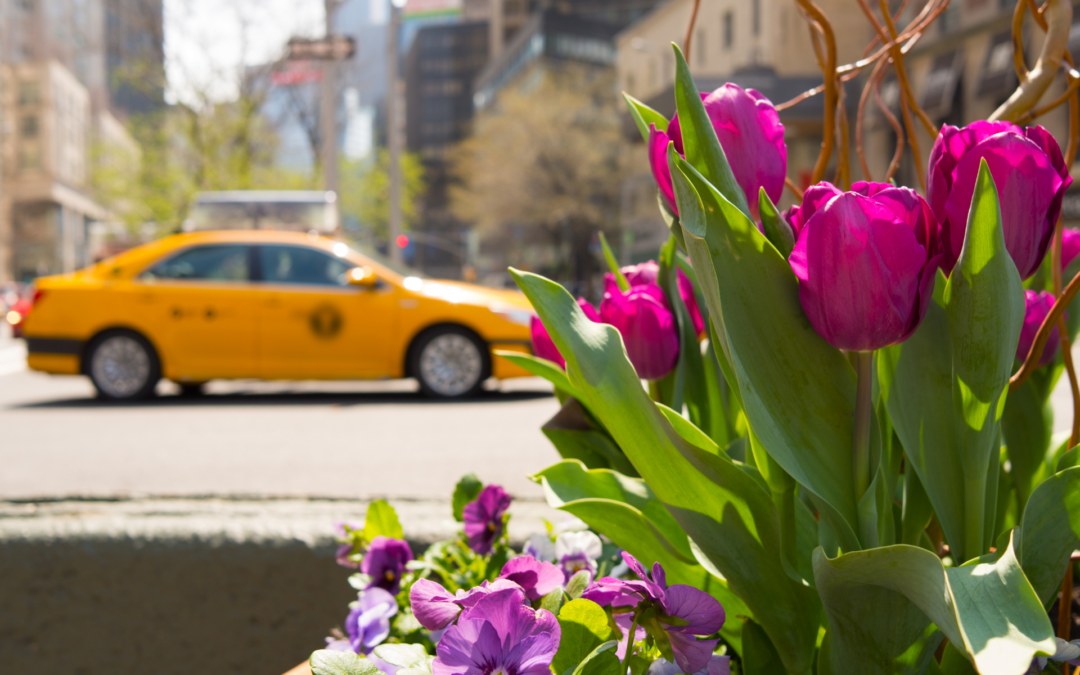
(310, 650, 382, 675)
(340, 149, 426, 242)
(363, 500, 404, 541)
(451, 474, 484, 523)
(552, 599, 619, 675)
(373, 644, 434, 675)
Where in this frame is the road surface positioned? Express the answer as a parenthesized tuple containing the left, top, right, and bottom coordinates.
(0, 332, 562, 500)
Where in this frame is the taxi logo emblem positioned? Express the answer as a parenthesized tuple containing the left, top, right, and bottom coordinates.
(309, 304, 343, 339)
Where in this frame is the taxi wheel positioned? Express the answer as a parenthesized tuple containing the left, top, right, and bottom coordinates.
(86, 330, 161, 401)
(412, 326, 490, 398)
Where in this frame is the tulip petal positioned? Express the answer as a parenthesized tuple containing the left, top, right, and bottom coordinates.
(649, 125, 679, 215)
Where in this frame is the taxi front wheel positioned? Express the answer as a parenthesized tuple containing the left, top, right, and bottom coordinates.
(412, 326, 490, 398)
(85, 330, 161, 401)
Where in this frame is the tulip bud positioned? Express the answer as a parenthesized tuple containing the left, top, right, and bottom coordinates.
(530, 298, 600, 368)
(600, 284, 679, 380)
(606, 261, 704, 339)
(1063, 228, 1080, 270)
(1017, 290, 1063, 368)
(648, 84, 786, 220)
(788, 181, 942, 352)
(676, 268, 705, 338)
(927, 122, 1071, 279)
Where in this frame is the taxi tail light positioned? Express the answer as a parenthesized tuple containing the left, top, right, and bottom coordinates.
(31, 289, 45, 306)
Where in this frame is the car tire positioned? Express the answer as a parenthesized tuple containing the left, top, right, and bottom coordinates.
(86, 330, 161, 401)
(411, 326, 490, 398)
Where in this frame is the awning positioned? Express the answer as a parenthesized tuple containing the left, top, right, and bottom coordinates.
(920, 49, 964, 120)
(977, 31, 1017, 99)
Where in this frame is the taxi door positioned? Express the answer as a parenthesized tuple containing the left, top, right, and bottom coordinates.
(254, 244, 398, 379)
(135, 243, 260, 379)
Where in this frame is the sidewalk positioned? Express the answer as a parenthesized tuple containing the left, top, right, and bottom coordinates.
(0, 328, 25, 377)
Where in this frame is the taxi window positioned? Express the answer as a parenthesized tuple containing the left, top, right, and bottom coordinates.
(257, 245, 351, 287)
(141, 245, 251, 281)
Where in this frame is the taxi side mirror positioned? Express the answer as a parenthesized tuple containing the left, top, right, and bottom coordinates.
(347, 266, 378, 288)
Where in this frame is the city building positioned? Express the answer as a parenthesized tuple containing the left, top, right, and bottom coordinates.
(0, 61, 107, 282)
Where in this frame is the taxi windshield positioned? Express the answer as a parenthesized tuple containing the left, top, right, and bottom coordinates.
(344, 240, 427, 279)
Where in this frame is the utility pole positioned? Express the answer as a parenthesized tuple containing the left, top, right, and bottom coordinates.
(321, 0, 341, 233)
(387, 0, 405, 263)
(489, 0, 503, 61)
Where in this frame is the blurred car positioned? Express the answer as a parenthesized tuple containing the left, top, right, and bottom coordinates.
(21, 231, 536, 400)
(5, 295, 32, 338)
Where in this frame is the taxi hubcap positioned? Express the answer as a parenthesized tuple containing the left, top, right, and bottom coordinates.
(419, 334, 482, 397)
(91, 336, 151, 398)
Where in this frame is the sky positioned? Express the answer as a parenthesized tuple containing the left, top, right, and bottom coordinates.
(163, 0, 390, 106)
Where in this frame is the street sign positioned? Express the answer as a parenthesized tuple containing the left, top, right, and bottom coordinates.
(286, 36, 355, 61)
(270, 60, 324, 86)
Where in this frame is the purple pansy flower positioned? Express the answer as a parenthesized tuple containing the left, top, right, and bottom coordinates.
(344, 587, 399, 654)
(334, 521, 362, 568)
(583, 553, 726, 674)
(648, 656, 731, 675)
(464, 485, 512, 555)
(554, 531, 603, 582)
(432, 590, 561, 675)
(498, 555, 565, 601)
(361, 536, 414, 595)
(411, 578, 525, 631)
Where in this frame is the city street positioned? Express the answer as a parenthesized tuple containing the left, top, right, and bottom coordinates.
(0, 334, 560, 501)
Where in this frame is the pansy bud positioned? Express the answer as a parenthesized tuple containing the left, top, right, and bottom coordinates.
(600, 284, 679, 380)
(648, 84, 786, 220)
(789, 181, 942, 351)
(530, 298, 600, 368)
(927, 121, 1071, 279)
(1017, 290, 1063, 368)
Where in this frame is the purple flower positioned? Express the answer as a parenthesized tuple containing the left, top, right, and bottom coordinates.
(432, 590, 561, 675)
(522, 534, 556, 562)
(648, 656, 731, 675)
(554, 531, 603, 582)
(649, 85, 787, 220)
(411, 578, 526, 631)
(605, 262, 704, 340)
(619, 261, 660, 287)
(345, 587, 399, 654)
(676, 269, 705, 338)
(788, 181, 942, 351)
(335, 521, 362, 568)
(927, 121, 1071, 279)
(582, 553, 725, 674)
(463, 485, 512, 555)
(1063, 229, 1080, 270)
(1017, 290, 1063, 368)
(530, 298, 600, 369)
(600, 284, 680, 380)
(498, 555, 565, 601)
(361, 536, 413, 595)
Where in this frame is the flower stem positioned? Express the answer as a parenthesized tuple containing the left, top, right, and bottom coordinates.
(620, 610, 641, 675)
(853, 351, 874, 501)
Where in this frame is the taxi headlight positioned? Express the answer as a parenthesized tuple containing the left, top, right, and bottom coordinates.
(489, 303, 532, 327)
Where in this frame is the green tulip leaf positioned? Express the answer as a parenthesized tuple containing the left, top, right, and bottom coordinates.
(1018, 465, 1080, 605)
(758, 187, 794, 259)
(542, 398, 637, 475)
(1002, 370, 1055, 512)
(812, 532, 1054, 675)
(741, 619, 786, 675)
(623, 92, 668, 141)
(493, 351, 586, 402)
(599, 232, 630, 292)
(668, 148, 866, 552)
(514, 272, 821, 675)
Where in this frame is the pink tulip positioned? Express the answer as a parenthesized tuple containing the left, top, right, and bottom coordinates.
(1062, 228, 1080, 270)
(1017, 290, 1063, 368)
(600, 285, 679, 380)
(604, 262, 704, 338)
(648, 84, 786, 220)
(530, 298, 599, 368)
(927, 121, 1070, 279)
(788, 181, 942, 351)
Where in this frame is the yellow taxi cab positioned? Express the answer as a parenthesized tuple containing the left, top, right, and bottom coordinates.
(21, 230, 536, 399)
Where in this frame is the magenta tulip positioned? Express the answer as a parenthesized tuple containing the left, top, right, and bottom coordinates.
(600, 284, 679, 380)
(530, 298, 600, 368)
(1063, 229, 1080, 270)
(1017, 290, 1062, 368)
(605, 262, 704, 338)
(648, 84, 786, 220)
(788, 181, 942, 351)
(927, 121, 1070, 279)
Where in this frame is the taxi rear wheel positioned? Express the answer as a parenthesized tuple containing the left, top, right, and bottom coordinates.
(86, 330, 161, 400)
(411, 326, 490, 398)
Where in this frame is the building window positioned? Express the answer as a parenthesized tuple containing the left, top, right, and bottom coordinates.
(18, 82, 40, 106)
(19, 115, 39, 138)
(752, 0, 761, 36)
(723, 12, 734, 50)
(697, 29, 706, 66)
